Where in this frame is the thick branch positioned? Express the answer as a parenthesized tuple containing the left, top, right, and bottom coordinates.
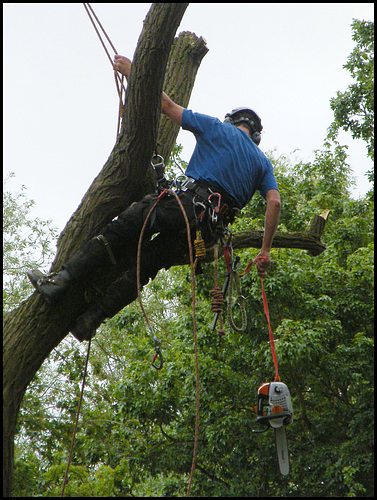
(174, 212, 329, 267)
(157, 32, 209, 162)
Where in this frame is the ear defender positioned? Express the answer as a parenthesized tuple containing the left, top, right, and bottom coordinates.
(251, 131, 261, 146)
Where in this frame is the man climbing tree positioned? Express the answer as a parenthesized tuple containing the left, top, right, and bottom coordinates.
(27, 54, 281, 342)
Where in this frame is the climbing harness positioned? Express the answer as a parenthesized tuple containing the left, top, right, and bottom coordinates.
(247, 257, 293, 476)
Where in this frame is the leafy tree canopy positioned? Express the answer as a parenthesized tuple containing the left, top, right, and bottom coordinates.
(3, 173, 58, 313)
(327, 20, 374, 174)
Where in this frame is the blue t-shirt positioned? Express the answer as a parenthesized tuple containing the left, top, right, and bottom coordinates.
(181, 109, 279, 208)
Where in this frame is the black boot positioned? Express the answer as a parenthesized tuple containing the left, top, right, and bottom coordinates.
(27, 269, 73, 304)
(70, 307, 107, 342)
(70, 272, 140, 342)
(27, 236, 116, 305)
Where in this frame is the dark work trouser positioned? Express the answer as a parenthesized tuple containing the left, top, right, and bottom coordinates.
(62, 191, 198, 317)
(62, 191, 197, 282)
(96, 232, 190, 317)
(62, 186, 237, 319)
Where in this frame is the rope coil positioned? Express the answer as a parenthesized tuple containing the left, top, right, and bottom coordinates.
(210, 286, 224, 313)
(194, 231, 206, 263)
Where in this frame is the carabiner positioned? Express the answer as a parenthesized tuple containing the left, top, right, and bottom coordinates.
(208, 192, 222, 211)
(150, 154, 165, 169)
(151, 345, 164, 370)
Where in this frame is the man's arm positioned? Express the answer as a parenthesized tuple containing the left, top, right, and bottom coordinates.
(114, 55, 184, 126)
(161, 93, 184, 126)
(255, 189, 281, 277)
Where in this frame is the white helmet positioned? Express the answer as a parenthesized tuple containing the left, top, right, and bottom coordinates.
(224, 107, 263, 145)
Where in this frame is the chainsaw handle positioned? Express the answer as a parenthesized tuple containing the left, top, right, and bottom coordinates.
(256, 412, 293, 425)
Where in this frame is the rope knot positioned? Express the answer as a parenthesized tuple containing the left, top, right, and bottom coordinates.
(210, 286, 224, 313)
(194, 231, 206, 260)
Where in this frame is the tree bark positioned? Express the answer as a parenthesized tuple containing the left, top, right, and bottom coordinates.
(3, 4, 197, 496)
(156, 32, 209, 163)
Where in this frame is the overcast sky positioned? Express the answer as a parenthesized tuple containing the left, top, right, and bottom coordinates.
(4, 3, 374, 235)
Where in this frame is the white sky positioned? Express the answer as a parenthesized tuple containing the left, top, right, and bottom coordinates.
(4, 3, 374, 235)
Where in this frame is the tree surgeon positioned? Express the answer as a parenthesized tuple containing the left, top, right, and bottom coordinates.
(28, 55, 281, 342)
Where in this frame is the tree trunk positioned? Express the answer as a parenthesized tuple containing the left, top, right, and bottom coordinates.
(3, 4, 202, 496)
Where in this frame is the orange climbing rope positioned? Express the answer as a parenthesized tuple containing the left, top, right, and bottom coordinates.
(259, 274, 280, 382)
(135, 189, 201, 497)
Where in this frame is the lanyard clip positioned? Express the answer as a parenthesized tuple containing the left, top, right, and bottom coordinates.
(151, 343, 164, 370)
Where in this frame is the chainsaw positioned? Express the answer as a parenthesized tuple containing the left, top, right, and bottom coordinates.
(253, 381, 293, 476)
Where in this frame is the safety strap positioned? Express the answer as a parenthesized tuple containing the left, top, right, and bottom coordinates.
(95, 235, 117, 265)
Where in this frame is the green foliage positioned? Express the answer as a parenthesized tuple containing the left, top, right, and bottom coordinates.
(3, 172, 58, 312)
(327, 20, 374, 170)
(13, 143, 374, 495)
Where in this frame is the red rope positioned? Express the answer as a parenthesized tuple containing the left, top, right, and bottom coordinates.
(259, 276, 280, 382)
(242, 256, 280, 382)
